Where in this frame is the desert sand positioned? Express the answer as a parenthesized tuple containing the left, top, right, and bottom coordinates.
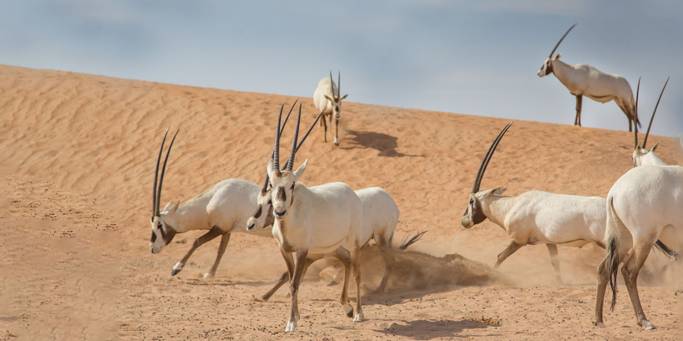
(0, 65, 681, 340)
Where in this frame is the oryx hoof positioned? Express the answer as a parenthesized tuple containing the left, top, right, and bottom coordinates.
(639, 319, 655, 330)
(344, 305, 354, 318)
(592, 321, 605, 328)
(353, 311, 364, 322)
(285, 320, 297, 332)
(202, 272, 215, 279)
(333, 140, 339, 146)
(170, 262, 184, 276)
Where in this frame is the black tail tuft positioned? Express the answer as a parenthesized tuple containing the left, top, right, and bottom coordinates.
(607, 238, 620, 311)
(399, 231, 427, 250)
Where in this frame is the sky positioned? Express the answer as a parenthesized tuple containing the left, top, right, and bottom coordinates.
(1, 0, 681, 137)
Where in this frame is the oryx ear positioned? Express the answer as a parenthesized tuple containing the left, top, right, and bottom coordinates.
(552, 54, 560, 60)
(324, 94, 333, 102)
(340, 94, 348, 101)
(493, 187, 507, 195)
(293, 159, 308, 180)
(163, 201, 179, 213)
(650, 143, 659, 152)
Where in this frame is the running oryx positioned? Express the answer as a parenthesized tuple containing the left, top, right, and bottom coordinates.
(460, 124, 676, 281)
(264, 108, 366, 332)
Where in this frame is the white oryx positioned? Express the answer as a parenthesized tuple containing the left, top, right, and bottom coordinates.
(248, 184, 420, 300)
(149, 103, 300, 278)
(632, 78, 669, 167)
(264, 109, 365, 332)
(594, 165, 683, 330)
(460, 124, 676, 281)
(537, 24, 639, 131)
(313, 72, 348, 146)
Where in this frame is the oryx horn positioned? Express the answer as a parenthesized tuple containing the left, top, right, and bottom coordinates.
(642, 77, 669, 148)
(154, 129, 179, 217)
(152, 129, 169, 218)
(549, 24, 576, 58)
(286, 104, 302, 171)
(472, 123, 512, 193)
(633, 77, 641, 148)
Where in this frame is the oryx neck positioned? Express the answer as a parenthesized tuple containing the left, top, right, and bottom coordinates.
(173, 199, 211, 233)
(641, 152, 666, 166)
(550, 59, 573, 85)
(481, 195, 514, 231)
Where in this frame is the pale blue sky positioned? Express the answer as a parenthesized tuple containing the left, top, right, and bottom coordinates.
(1, 0, 681, 136)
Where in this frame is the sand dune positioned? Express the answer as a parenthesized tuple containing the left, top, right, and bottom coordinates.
(0, 65, 681, 340)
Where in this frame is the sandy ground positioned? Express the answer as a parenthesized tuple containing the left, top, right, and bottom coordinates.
(0, 65, 681, 340)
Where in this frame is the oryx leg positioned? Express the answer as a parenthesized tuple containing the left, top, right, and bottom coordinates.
(494, 241, 524, 268)
(321, 113, 329, 143)
(593, 255, 610, 327)
(260, 271, 289, 302)
(171, 226, 222, 276)
(350, 247, 364, 322)
(285, 250, 309, 332)
(204, 232, 231, 278)
(616, 99, 635, 132)
(333, 248, 354, 317)
(375, 232, 394, 293)
(546, 244, 562, 283)
(622, 242, 656, 330)
(575, 95, 583, 127)
(333, 117, 340, 146)
(262, 254, 320, 301)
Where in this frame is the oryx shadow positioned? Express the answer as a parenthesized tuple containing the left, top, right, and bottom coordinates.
(375, 319, 497, 339)
(340, 129, 423, 157)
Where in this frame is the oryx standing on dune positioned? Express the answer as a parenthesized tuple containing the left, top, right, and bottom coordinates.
(459, 124, 676, 281)
(313, 72, 348, 146)
(149, 103, 301, 278)
(264, 109, 365, 332)
(594, 165, 683, 330)
(537, 24, 639, 131)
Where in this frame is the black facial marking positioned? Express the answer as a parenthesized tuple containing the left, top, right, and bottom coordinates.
(151, 231, 157, 243)
(277, 187, 286, 202)
(253, 205, 262, 219)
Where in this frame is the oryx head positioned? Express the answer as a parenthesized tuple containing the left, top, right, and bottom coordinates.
(537, 24, 576, 77)
(632, 77, 668, 166)
(150, 129, 179, 254)
(247, 104, 322, 227)
(266, 104, 311, 219)
(461, 123, 512, 228)
(324, 71, 348, 121)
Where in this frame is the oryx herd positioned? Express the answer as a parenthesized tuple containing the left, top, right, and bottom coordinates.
(148, 24, 680, 333)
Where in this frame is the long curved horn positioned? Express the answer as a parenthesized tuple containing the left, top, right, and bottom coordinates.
(633, 77, 640, 148)
(296, 111, 324, 152)
(152, 129, 169, 217)
(337, 71, 341, 98)
(281, 99, 298, 133)
(286, 104, 302, 171)
(548, 24, 576, 58)
(642, 77, 669, 148)
(262, 101, 298, 190)
(156, 129, 179, 216)
(472, 123, 512, 193)
(273, 106, 282, 171)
